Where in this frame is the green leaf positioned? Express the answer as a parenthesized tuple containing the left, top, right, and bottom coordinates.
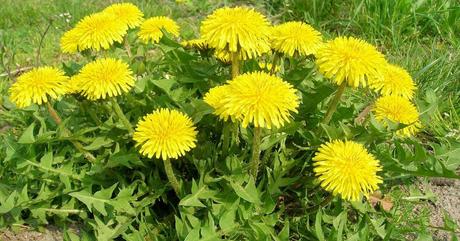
(175, 216, 188, 240)
(111, 186, 136, 215)
(183, 99, 213, 124)
(63, 229, 81, 241)
(278, 221, 289, 241)
(18, 122, 36, 144)
(0, 191, 17, 214)
(179, 180, 216, 207)
(84, 137, 113, 151)
(260, 133, 287, 151)
(134, 76, 147, 93)
(151, 78, 175, 95)
(69, 184, 117, 216)
(90, 215, 127, 241)
(106, 152, 144, 169)
(333, 211, 347, 241)
(40, 151, 53, 169)
(184, 228, 200, 241)
(315, 210, 326, 241)
(249, 222, 273, 240)
(219, 209, 236, 232)
(415, 232, 433, 241)
(370, 217, 386, 238)
(228, 177, 260, 204)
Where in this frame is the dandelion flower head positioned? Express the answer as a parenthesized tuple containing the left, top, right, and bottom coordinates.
(102, 3, 144, 29)
(200, 6, 271, 59)
(270, 21, 323, 57)
(220, 71, 300, 129)
(72, 12, 127, 51)
(369, 63, 416, 99)
(373, 95, 421, 137)
(77, 58, 135, 100)
(133, 108, 197, 160)
(316, 36, 387, 88)
(204, 85, 236, 120)
(138, 16, 180, 44)
(313, 140, 383, 201)
(9, 67, 69, 108)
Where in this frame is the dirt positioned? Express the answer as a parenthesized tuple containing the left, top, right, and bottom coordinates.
(0, 226, 62, 241)
(420, 178, 460, 240)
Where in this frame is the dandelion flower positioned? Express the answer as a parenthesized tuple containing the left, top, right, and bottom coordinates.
(65, 75, 82, 94)
(204, 85, 237, 120)
(369, 63, 416, 99)
(200, 6, 271, 59)
(270, 21, 323, 57)
(60, 29, 80, 53)
(213, 49, 250, 63)
(133, 108, 197, 160)
(316, 36, 387, 88)
(73, 12, 127, 51)
(102, 3, 144, 29)
(258, 61, 280, 72)
(77, 58, 135, 100)
(138, 16, 180, 44)
(181, 38, 209, 50)
(373, 95, 421, 137)
(313, 140, 382, 201)
(221, 71, 300, 129)
(9, 67, 68, 108)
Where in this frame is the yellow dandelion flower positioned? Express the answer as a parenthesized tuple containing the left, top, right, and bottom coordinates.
(73, 12, 127, 51)
(60, 29, 80, 53)
(181, 38, 209, 50)
(9, 67, 68, 108)
(133, 108, 197, 160)
(213, 49, 250, 63)
(373, 95, 421, 137)
(200, 6, 271, 59)
(221, 71, 300, 129)
(369, 63, 416, 99)
(77, 58, 135, 100)
(204, 85, 237, 120)
(313, 140, 383, 201)
(102, 3, 144, 29)
(258, 61, 280, 72)
(65, 75, 82, 94)
(138, 16, 180, 44)
(270, 21, 323, 57)
(316, 36, 387, 88)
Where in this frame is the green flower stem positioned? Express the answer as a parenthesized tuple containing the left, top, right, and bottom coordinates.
(228, 52, 241, 159)
(250, 127, 262, 179)
(232, 121, 240, 145)
(163, 158, 180, 195)
(322, 81, 347, 125)
(231, 51, 239, 78)
(82, 101, 102, 126)
(124, 35, 132, 58)
(110, 98, 134, 135)
(46, 102, 96, 162)
(222, 121, 231, 157)
(270, 52, 281, 75)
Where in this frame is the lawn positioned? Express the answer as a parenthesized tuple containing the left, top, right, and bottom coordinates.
(0, 0, 459, 240)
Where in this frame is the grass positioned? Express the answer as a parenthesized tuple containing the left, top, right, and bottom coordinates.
(0, 0, 459, 238)
(0, 0, 213, 67)
(264, 0, 460, 141)
(2, 0, 458, 114)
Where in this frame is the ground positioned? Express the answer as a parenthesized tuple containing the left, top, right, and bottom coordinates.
(423, 179, 460, 240)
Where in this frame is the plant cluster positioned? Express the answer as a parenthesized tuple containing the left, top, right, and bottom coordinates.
(1, 2, 459, 240)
